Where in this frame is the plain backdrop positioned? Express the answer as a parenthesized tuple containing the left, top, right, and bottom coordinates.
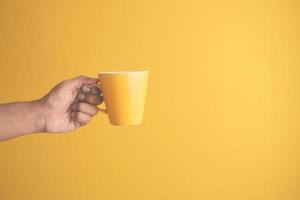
(0, 0, 300, 199)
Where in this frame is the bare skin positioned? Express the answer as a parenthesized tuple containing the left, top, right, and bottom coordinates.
(0, 76, 103, 141)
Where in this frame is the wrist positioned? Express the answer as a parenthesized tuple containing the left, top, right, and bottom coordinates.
(29, 100, 47, 133)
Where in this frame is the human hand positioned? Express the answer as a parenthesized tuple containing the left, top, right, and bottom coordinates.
(39, 76, 103, 133)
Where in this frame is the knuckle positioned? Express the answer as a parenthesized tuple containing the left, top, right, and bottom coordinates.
(60, 79, 75, 89)
(76, 75, 87, 81)
(60, 79, 69, 86)
(77, 92, 85, 100)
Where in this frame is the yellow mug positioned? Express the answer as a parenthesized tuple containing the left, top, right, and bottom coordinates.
(98, 70, 149, 126)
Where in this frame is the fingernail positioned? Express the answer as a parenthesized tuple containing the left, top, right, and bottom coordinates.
(77, 93, 85, 100)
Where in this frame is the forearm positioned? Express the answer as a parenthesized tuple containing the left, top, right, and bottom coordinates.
(0, 100, 45, 141)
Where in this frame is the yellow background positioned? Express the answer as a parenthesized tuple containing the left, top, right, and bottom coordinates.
(0, 0, 300, 199)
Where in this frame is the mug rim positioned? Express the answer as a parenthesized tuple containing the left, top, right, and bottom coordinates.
(99, 70, 148, 74)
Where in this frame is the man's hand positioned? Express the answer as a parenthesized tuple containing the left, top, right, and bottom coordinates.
(0, 76, 103, 141)
(39, 76, 103, 133)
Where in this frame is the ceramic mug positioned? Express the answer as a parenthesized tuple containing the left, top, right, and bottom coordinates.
(98, 70, 149, 125)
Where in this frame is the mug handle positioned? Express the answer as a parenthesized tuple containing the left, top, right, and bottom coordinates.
(98, 105, 107, 114)
(97, 83, 108, 114)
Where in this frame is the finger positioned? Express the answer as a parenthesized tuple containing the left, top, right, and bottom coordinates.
(72, 102, 99, 116)
(89, 86, 102, 95)
(76, 92, 103, 105)
(77, 92, 85, 101)
(73, 112, 92, 127)
(81, 85, 91, 93)
(84, 94, 104, 105)
(81, 84, 102, 95)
